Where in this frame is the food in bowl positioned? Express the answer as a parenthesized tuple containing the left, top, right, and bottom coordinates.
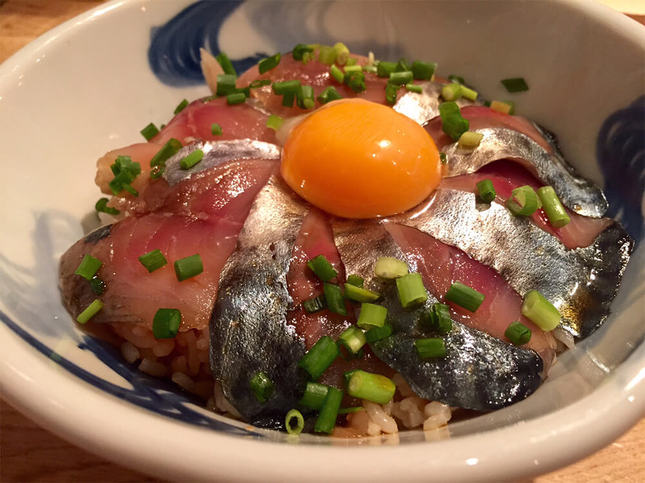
(57, 43, 633, 436)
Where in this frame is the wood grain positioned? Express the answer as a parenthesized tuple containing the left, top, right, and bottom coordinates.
(1, 0, 643, 481)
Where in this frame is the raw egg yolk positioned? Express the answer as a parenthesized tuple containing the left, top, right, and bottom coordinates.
(281, 99, 441, 218)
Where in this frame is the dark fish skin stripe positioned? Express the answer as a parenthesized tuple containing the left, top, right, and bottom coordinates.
(84, 224, 112, 244)
(332, 221, 543, 411)
(209, 176, 309, 421)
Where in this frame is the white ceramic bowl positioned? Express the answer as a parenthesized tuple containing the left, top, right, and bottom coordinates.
(1, 1, 644, 481)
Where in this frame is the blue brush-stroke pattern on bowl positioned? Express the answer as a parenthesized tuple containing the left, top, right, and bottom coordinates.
(597, 96, 645, 245)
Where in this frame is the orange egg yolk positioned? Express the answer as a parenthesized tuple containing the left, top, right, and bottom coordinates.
(281, 99, 441, 219)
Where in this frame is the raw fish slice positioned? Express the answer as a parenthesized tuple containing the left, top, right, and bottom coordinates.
(394, 82, 476, 126)
(332, 222, 543, 411)
(440, 161, 613, 249)
(59, 159, 275, 331)
(390, 189, 633, 338)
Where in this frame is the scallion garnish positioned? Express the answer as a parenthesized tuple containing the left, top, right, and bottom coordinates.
(333, 42, 350, 65)
(476, 179, 496, 203)
(445, 282, 485, 312)
(362, 64, 377, 74)
(302, 294, 326, 313)
(374, 256, 408, 279)
(343, 65, 362, 74)
(138, 249, 167, 273)
(292, 43, 314, 61)
(174, 99, 189, 115)
(385, 83, 399, 104)
(505, 321, 532, 345)
(75, 254, 102, 280)
(506, 185, 539, 216)
(215, 52, 237, 76)
(317, 45, 336, 65)
(537, 186, 571, 228)
(460, 85, 478, 101)
(439, 152, 447, 164)
(346, 370, 395, 404)
(338, 407, 364, 415)
(415, 338, 447, 358)
(281, 92, 295, 107)
(109, 155, 141, 196)
(249, 371, 274, 403)
(405, 83, 423, 93)
(226, 92, 247, 105)
(346, 56, 357, 66)
(95, 197, 120, 215)
(448, 74, 465, 84)
(439, 102, 469, 141)
(396, 273, 428, 309)
(266, 114, 284, 131)
(297, 85, 315, 109)
(338, 326, 367, 354)
(458, 131, 484, 149)
(299, 381, 329, 409)
(329, 64, 344, 83)
(521, 290, 560, 331)
(346, 274, 364, 288)
(357, 303, 387, 329)
(272, 80, 301, 95)
(179, 149, 204, 170)
(89, 276, 106, 296)
(258, 53, 281, 74)
(489, 100, 514, 115)
(345, 70, 366, 93)
(388, 70, 413, 86)
(211, 123, 223, 135)
(441, 83, 462, 101)
(149, 138, 182, 179)
(285, 409, 305, 435)
(216, 74, 237, 96)
(140, 122, 159, 141)
(419, 303, 452, 334)
(344, 283, 379, 303)
(152, 308, 181, 339)
(501, 77, 529, 93)
(323, 283, 347, 316)
(411, 61, 436, 80)
(307, 255, 337, 282)
(314, 387, 342, 434)
(365, 322, 393, 343)
(248, 79, 271, 89)
(76, 299, 104, 324)
(395, 58, 410, 72)
(317, 86, 343, 104)
(298, 335, 339, 380)
(377, 61, 397, 78)
(174, 254, 203, 281)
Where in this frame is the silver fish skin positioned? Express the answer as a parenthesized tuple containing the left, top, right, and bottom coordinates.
(332, 221, 543, 411)
(393, 81, 476, 125)
(209, 175, 308, 422)
(443, 127, 607, 218)
(390, 189, 633, 338)
(163, 139, 281, 186)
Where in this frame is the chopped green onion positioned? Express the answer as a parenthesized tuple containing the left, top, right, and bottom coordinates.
(314, 387, 342, 434)
(109, 155, 141, 196)
(215, 52, 237, 76)
(248, 79, 271, 89)
(174, 99, 189, 115)
(179, 149, 204, 170)
(448, 74, 465, 84)
(439, 102, 470, 141)
(216, 74, 237, 96)
(338, 407, 364, 415)
(174, 254, 203, 281)
(415, 338, 446, 358)
(441, 83, 462, 101)
(346, 274, 364, 287)
(411, 61, 436, 80)
(249, 372, 274, 403)
(299, 381, 329, 409)
(323, 283, 347, 316)
(395, 58, 410, 72)
(362, 64, 377, 74)
(266, 114, 284, 131)
(329, 64, 344, 83)
(140, 122, 159, 141)
(405, 83, 423, 93)
(357, 303, 387, 329)
(89, 276, 106, 296)
(343, 370, 357, 386)
(281, 92, 295, 107)
(317, 45, 337, 65)
(388, 70, 413, 86)
(152, 308, 181, 339)
(458, 131, 484, 149)
(75, 254, 102, 280)
(396, 273, 428, 309)
(377, 61, 397, 78)
(445, 281, 485, 312)
(333, 42, 350, 65)
(298, 335, 339, 380)
(374, 256, 408, 279)
(297, 85, 315, 109)
(343, 65, 362, 73)
(460, 86, 478, 101)
(226, 92, 247, 105)
(476, 179, 496, 203)
(365, 322, 393, 343)
(302, 294, 326, 313)
(292, 43, 314, 61)
(76, 299, 104, 324)
(272, 80, 301, 95)
(345, 71, 366, 93)
(346, 57, 357, 66)
(285, 409, 305, 435)
(317, 86, 343, 104)
(419, 303, 452, 334)
(258, 53, 281, 74)
(501, 77, 529, 93)
(138, 249, 167, 273)
(344, 283, 379, 303)
(506, 185, 539, 216)
(505, 321, 532, 345)
(338, 326, 367, 354)
(489, 100, 514, 115)
(521, 290, 560, 331)
(149, 138, 182, 179)
(537, 186, 571, 228)
(439, 152, 447, 164)
(211, 123, 223, 135)
(347, 370, 395, 404)
(385, 83, 399, 104)
(307, 255, 338, 282)
(95, 197, 120, 215)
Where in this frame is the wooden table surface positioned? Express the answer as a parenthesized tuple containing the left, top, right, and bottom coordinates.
(1, 1, 643, 481)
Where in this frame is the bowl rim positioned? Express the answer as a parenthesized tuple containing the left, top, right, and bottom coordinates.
(1, 0, 644, 481)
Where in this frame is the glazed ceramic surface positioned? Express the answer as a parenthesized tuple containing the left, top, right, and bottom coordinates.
(1, 1, 644, 481)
